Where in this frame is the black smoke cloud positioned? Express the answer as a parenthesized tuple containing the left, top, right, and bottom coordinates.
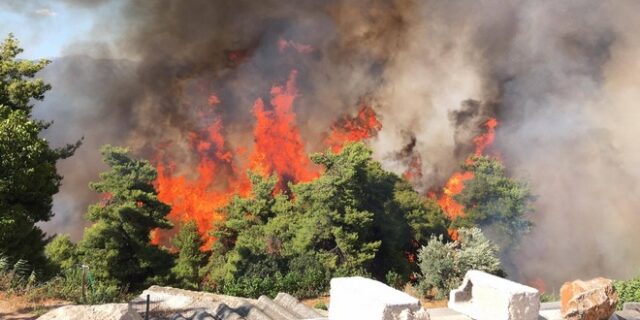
(30, 0, 640, 289)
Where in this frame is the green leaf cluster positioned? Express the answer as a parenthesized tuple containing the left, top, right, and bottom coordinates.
(0, 34, 80, 270)
(44, 234, 79, 273)
(78, 145, 172, 290)
(205, 143, 448, 297)
(171, 220, 207, 290)
(614, 276, 640, 310)
(454, 155, 534, 250)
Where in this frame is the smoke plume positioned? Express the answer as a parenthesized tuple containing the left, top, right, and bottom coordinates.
(23, 0, 640, 288)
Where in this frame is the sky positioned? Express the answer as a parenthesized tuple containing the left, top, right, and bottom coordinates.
(0, 2, 105, 59)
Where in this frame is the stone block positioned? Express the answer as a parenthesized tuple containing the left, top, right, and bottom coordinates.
(329, 276, 429, 320)
(448, 270, 540, 320)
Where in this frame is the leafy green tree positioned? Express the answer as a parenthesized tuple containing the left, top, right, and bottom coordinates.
(79, 145, 172, 289)
(45, 234, 79, 273)
(454, 155, 534, 250)
(172, 220, 207, 290)
(417, 227, 502, 299)
(0, 34, 80, 269)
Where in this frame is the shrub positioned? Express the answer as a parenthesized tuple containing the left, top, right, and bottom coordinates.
(0, 254, 33, 293)
(24, 268, 129, 305)
(44, 234, 79, 275)
(614, 277, 640, 310)
(417, 227, 502, 299)
(217, 254, 329, 299)
(385, 271, 405, 290)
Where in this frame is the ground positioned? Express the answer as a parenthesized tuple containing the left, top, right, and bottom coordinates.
(0, 292, 70, 320)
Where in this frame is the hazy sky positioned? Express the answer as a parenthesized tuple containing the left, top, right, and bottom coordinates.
(0, 2, 105, 59)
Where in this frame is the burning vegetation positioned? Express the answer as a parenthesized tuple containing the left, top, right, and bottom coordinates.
(3, 0, 640, 305)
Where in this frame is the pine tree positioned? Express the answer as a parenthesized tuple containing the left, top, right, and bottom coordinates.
(79, 145, 172, 289)
(0, 34, 80, 269)
(172, 220, 206, 289)
(455, 155, 534, 250)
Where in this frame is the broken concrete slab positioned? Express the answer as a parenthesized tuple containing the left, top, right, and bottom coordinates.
(329, 276, 429, 320)
(560, 277, 617, 320)
(448, 270, 540, 320)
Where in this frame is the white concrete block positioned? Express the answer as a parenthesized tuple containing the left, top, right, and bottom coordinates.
(329, 276, 429, 320)
(448, 270, 540, 320)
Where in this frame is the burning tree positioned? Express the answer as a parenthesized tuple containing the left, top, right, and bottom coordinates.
(453, 155, 534, 251)
(204, 143, 448, 297)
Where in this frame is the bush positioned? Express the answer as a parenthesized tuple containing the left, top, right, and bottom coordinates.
(25, 268, 129, 304)
(417, 227, 502, 299)
(44, 234, 79, 274)
(614, 277, 640, 310)
(217, 254, 329, 299)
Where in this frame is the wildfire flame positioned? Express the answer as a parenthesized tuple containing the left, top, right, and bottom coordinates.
(153, 96, 250, 249)
(151, 52, 381, 248)
(249, 70, 320, 188)
(325, 104, 382, 153)
(437, 118, 499, 239)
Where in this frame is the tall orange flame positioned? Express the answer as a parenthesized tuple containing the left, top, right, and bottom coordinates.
(249, 70, 320, 188)
(437, 118, 499, 240)
(153, 96, 249, 249)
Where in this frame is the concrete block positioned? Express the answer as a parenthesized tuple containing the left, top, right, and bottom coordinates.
(329, 276, 429, 320)
(448, 270, 540, 320)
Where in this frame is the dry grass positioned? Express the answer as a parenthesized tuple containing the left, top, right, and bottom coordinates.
(0, 292, 71, 320)
(300, 284, 448, 311)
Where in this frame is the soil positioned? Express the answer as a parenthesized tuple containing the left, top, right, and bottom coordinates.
(0, 292, 71, 320)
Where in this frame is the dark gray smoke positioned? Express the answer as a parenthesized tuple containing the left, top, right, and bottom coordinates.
(22, 0, 640, 289)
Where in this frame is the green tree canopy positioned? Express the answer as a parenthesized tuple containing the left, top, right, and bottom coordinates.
(44, 234, 79, 274)
(172, 219, 207, 290)
(205, 143, 448, 297)
(453, 155, 534, 250)
(0, 34, 80, 269)
(79, 145, 172, 290)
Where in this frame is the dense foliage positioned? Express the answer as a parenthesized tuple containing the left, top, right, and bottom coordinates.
(454, 155, 534, 250)
(204, 143, 448, 298)
(0, 35, 80, 270)
(172, 220, 207, 290)
(614, 277, 640, 310)
(79, 145, 173, 290)
(417, 227, 502, 299)
(44, 234, 79, 274)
